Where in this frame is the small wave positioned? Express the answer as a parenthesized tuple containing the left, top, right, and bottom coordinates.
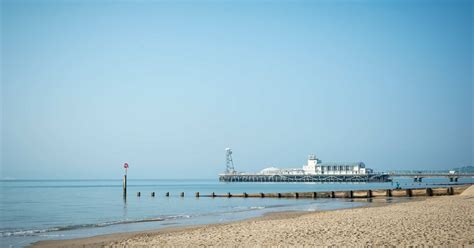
(0, 215, 192, 237)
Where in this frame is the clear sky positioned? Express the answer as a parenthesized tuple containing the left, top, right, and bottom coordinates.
(1, 0, 472, 179)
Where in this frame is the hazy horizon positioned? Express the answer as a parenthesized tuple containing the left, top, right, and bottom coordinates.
(1, 0, 473, 179)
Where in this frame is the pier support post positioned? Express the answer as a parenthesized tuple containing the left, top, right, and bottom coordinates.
(406, 189, 412, 197)
(195, 192, 200, 197)
(180, 192, 185, 197)
(331, 191, 335, 198)
(151, 192, 155, 197)
(137, 192, 141, 197)
(294, 192, 299, 198)
(348, 191, 353, 198)
(367, 190, 372, 198)
(211, 192, 216, 198)
(313, 192, 317, 198)
(277, 193, 282, 198)
(165, 192, 170, 197)
(386, 189, 392, 197)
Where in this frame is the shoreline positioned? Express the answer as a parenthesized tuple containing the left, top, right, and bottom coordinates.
(30, 191, 460, 247)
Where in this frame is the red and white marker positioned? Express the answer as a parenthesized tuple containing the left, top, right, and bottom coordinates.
(124, 162, 129, 176)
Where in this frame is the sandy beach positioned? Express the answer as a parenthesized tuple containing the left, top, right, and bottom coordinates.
(33, 185, 474, 247)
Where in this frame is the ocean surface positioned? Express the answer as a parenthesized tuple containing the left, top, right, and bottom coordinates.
(1, 177, 473, 247)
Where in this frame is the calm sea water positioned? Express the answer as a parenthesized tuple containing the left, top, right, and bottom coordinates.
(1, 177, 472, 247)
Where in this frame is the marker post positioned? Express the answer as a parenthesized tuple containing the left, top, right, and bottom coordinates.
(123, 162, 129, 198)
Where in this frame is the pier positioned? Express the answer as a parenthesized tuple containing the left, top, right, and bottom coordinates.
(219, 173, 390, 182)
(219, 171, 474, 183)
(387, 171, 474, 182)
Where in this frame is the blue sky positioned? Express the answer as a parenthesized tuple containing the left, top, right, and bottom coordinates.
(1, 0, 472, 179)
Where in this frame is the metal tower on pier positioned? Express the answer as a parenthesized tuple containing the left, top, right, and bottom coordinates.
(225, 148, 235, 174)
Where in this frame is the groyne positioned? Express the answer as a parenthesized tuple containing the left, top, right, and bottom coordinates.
(135, 184, 471, 199)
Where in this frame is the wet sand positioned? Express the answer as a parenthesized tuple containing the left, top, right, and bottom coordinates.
(33, 186, 474, 247)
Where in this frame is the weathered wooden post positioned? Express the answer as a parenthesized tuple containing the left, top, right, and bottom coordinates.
(313, 192, 317, 198)
(180, 192, 185, 197)
(448, 187, 454, 195)
(137, 192, 141, 197)
(426, 188, 433, 196)
(123, 174, 127, 198)
(348, 191, 353, 198)
(195, 192, 200, 197)
(123, 162, 129, 198)
(165, 192, 170, 197)
(151, 192, 155, 197)
(294, 192, 299, 198)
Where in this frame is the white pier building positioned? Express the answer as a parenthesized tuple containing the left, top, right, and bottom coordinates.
(258, 155, 371, 176)
(219, 149, 387, 182)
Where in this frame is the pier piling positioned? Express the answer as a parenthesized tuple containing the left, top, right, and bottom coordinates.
(165, 192, 169, 197)
(137, 192, 141, 197)
(180, 192, 184, 197)
(195, 192, 200, 197)
(151, 192, 155, 197)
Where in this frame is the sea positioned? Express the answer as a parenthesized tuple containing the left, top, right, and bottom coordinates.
(1, 177, 473, 247)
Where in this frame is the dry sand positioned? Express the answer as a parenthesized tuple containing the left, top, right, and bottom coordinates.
(34, 186, 474, 247)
